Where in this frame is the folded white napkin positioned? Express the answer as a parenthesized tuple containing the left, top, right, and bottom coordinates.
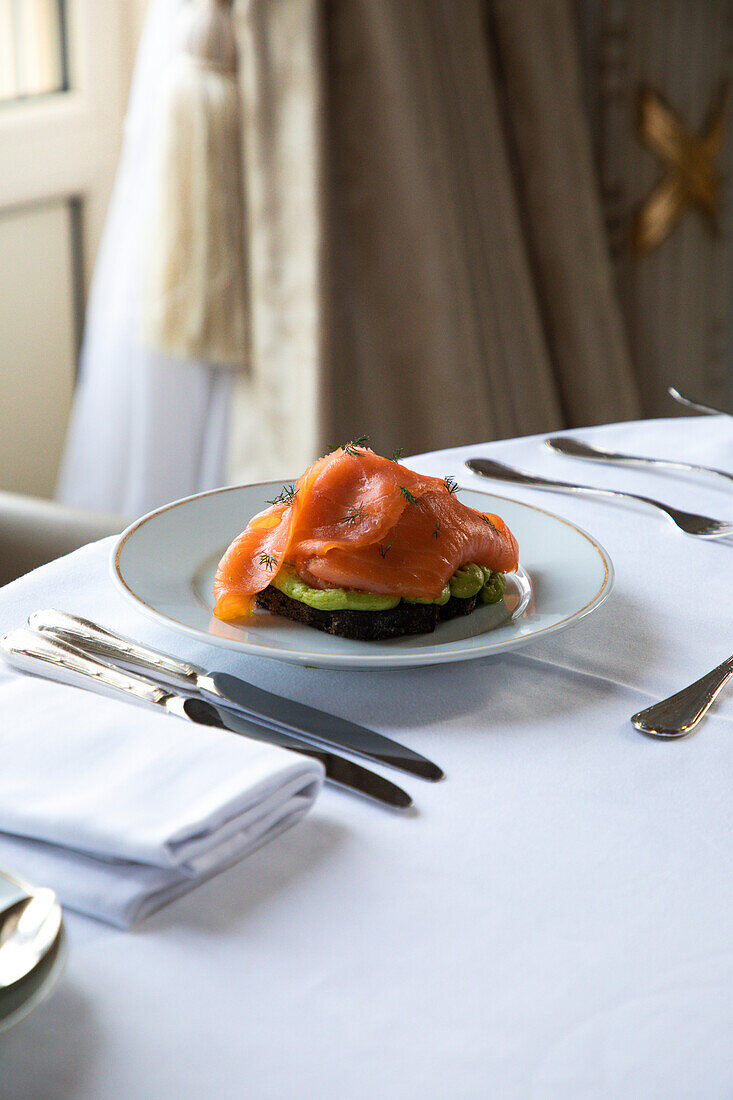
(0, 546, 324, 928)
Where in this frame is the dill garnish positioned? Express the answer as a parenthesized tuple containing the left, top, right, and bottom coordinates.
(266, 483, 298, 507)
(399, 485, 418, 505)
(391, 448, 403, 463)
(444, 476, 459, 495)
(432, 521, 441, 539)
(329, 435, 370, 456)
(378, 540, 394, 558)
(257, 551, 278, 572)
(480, 514, 498, 531)
(343, 435, 369, 455)
(341, 504, 366, 526)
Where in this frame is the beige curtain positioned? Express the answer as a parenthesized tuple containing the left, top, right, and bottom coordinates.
(229, 0, 729, 481)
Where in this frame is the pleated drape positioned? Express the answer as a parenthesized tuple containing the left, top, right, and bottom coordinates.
(579, 0, 731, 414)
(320, 0, 567, 457)
(232, 0, 717, 484)
(58, 0, 730, 510)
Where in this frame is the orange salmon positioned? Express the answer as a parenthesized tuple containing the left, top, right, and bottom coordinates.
(214, 447, 518, 620)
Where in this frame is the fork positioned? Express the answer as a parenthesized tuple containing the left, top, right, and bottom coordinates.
(668, 386, 731, 417)
(464, 457, 733, 538)
(545, 436, 733, 485)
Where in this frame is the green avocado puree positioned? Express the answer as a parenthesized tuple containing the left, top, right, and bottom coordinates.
(449, 563, 485, 599)
(272, 567, 400, 611)
(479, 568, 507, 605)
(272, 563, 507, 611)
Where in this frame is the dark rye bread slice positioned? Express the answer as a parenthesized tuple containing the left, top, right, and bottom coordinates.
(255, 586, 478, 640)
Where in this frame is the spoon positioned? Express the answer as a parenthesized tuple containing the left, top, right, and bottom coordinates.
(0, 871, 62, 988)
(631, 655, 733, 739)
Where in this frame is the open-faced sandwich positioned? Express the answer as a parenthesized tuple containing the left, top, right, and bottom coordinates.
(213, 439, 518, 640)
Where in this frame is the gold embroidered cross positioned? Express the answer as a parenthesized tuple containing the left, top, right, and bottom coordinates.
(632, 83, 728, 253)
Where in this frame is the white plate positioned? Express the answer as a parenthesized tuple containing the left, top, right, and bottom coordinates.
(111, 482, 613, 670)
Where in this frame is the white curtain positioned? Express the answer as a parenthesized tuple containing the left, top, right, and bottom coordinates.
(55, 0, 234, 519)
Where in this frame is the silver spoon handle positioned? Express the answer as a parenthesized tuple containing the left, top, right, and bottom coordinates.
(631, 656, 733, 738)
(546, 436, 733, 483)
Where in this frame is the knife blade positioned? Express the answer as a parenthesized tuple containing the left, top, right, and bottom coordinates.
(28, 610, 442, 782)
(0, 629, 413, 810)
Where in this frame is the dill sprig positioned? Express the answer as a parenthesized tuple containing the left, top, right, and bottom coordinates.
(391, 448, 403, 463)
(399, 485, 418, 505)
(257, 551, 278, 572)
(329, 435, 370, 456)
(343, 435, 369, 456)
(480, 514, 498, 531)
(341, 503, 366, 526)
(444, 476, 459, 496)
(266, 483, 298, 507)
(378, 540, 394, 558)
(432, 521, 441, 539)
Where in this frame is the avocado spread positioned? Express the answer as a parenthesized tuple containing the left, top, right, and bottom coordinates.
(479, 567, 507, 605)
(272, 567, 400, 611)
(449, 563, 485, 599)
(272, 563, 507, 611)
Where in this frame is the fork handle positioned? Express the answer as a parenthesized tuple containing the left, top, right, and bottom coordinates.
(464, 456, 733, 536)
(546, 437, 733, 484)
(1, 629, 171, 709)
(631, 656, 733, 738)
(668, 387, 731, 417)
(466, 458, 675, 513)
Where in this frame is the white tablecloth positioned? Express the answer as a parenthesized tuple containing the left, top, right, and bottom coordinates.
(2, 417, 732, 1099)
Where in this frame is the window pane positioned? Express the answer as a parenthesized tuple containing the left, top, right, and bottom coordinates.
(0, 198, 77, 496)
(0, 0, 67, 104)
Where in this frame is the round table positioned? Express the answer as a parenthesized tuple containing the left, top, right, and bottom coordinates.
(2, 416, 732, 1099)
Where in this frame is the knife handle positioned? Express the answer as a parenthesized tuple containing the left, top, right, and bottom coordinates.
(4, 631, 414, 809)
(28, 610, 203, 688)
(1, 629, 171, 709)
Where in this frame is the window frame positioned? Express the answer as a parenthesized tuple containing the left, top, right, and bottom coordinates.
(0, 0, 135, 287)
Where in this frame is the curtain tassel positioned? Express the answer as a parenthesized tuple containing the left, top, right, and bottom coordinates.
(141, 0, 248, 368)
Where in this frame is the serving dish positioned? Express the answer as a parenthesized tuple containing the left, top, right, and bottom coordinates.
(111, 482, 613, 670)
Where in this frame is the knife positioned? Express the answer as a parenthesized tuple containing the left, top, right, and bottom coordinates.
(0, 629, 412, 810)
(27, 610, 442, 782)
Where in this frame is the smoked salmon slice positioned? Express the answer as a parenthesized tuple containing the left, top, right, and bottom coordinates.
(214, 445, 518, 621)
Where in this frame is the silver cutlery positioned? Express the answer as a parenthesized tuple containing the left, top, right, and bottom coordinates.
(27, 609, 442, 783)
(465, 457, 733, 539)
(0, 870, 62, 989)
(668, 386, 732, 417)
(545, 436, 733, 485)
(631, 655, 733, 739)
(0, 629, 413, 811)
